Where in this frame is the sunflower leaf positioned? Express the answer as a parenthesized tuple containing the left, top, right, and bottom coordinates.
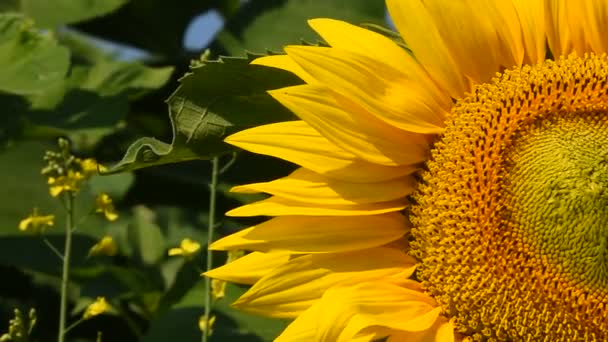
(103, 56, 302, 174)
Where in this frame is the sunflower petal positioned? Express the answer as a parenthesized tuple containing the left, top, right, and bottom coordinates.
(233, 248, 416, 318)
(210, 213, 409, 253)
(386, 0, 469, 97)
(544, 0, 588, 56)
(579, 1, 608, 54)
(386, 316, 456, 342)
(225, 121, 416, 182)
(269, 84, 431, 165)
(226, 196, 406, 217)
(251, 54, 316, 84)
(204, 251, 291, 285)
(231, 168, 416, 205)
(391, 0, 524, 86)
(306, 19, 452, 113)
(512, 0, 547, 64)
(284, 46, 446, 134)
(276, 280, 442, 342)
(307, 18, 418, 78)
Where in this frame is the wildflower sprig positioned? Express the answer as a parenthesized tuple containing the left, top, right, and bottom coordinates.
(18, 138, 119, 342)
(64, 297, 112, 335)
(88, 236, 119, 257)
(41, 139, 97, 198)
(168, 238, 201, 260)
(18, 208, 54, 234)
(0, 308, 37, 342)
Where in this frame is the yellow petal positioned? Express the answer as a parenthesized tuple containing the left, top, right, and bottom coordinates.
(233, 248, 416, 318)
(226, 196, 406, 217)
(512, 0, 547, 64)
(225, 121, 415, 183)
(18, 217, 32, 231)
(577, 1, 608, 54)
(307, 18, 453, 114)
(204, 251, 291, 285)
(307, 18, 416, 78)
(210, 213, 409, 253)
(231, 168, 416, 205)
(386, 0, 469, 97)
(386, 316, 456, 342)
(284, 46, 446, 134)
(251, 55, 316, 84)
(276, 280, 441, 341)
(544, 0, 588, 56)
(168, 247, 184, 256)
(269, 84, 431, 165)
(391, 0, 524, 87)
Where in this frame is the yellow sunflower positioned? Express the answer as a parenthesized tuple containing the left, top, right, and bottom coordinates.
(206, 1, 608, 340)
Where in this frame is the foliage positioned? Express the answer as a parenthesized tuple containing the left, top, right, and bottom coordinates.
(0, 0, 388, 341)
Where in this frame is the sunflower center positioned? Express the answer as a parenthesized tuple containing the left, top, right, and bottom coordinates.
(507, 115, 608, 291)
(411, 54, 608, 341)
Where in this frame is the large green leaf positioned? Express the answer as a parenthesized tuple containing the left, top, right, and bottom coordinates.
(213, 0, 386, 55)
(0, 14, 69, 95)
(4, 0, 129, 27)
(104, 56, 301, 174)
(0, 32, 174, 149)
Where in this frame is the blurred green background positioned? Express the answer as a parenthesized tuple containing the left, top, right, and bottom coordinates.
(0, 1, 388, 341)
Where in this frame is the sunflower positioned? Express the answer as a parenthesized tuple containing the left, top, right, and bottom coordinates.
(206, 1, 608, 341)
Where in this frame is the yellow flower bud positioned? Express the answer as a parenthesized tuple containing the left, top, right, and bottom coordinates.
(168, 238, 201, 260)
(83, 297, 110, 320)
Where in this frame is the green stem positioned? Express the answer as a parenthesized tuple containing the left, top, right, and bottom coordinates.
(63, 318, 83, 335)
(203, 157, 219, 342)
(58, 193, 74, 342)
(42, 238, 64, 262)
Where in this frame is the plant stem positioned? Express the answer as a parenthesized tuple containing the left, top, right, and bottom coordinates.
(63, 318, 83, 335)
(58, 193, 74, 342)
(42, 238, 64, 262)
(203, 157, 219, 342)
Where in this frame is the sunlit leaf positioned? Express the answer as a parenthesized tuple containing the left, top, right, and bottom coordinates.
(0, 14, 69, 95)
(6, 0, 129, 27)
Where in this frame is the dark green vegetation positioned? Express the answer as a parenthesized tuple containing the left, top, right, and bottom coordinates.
(0, 1, 387, 340)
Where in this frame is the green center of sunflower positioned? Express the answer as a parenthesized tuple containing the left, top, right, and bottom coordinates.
(411, 54, 608, 341)
(507, 115, 608, 290)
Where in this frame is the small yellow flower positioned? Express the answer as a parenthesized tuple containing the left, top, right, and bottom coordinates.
(95, 193, 118, 221)
(83, 297, 110, 320)
(198, 315, 216, 334)
(211, 279, 226, 300)
(79, 158, 98, 178)
(19, 209, 54, 234)
(168, 238, 201, 260)
(47, 170, 84, 197)
(88, 236, 118, 257)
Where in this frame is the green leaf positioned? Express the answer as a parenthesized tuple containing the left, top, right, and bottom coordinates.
(4, 47, 173, 149)
(127, 206, 166, 265)
(214, 0, 386, 55)
(0, 14, 69, 95)
(11, 0, 129, 27)
(105, 56, 301, 174)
